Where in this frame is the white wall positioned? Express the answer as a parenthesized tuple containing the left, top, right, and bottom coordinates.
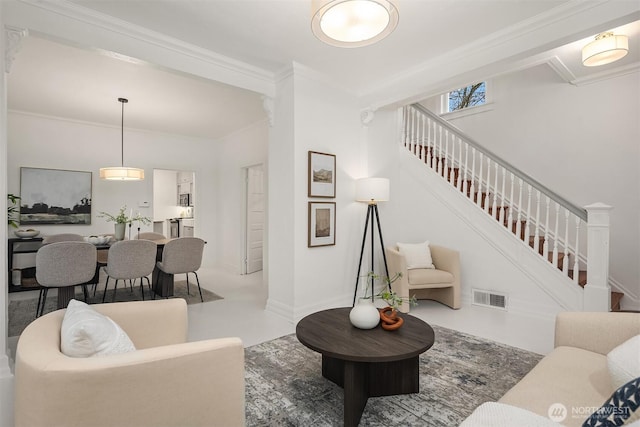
(0, 6, 16, 426)
(7, 112, 222, 267)
(426, 65, 639, 307)
(217, 119, 268, 273)
(290, 67, 365, 318)
(266, 65, 366, 321)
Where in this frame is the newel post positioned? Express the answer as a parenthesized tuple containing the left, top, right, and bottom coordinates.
(584, 203, 612, 311)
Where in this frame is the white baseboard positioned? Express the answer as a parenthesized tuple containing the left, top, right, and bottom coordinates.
(0, 354, 14, 427)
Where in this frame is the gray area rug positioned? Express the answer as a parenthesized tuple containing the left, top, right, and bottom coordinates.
(8, 279, 222, 337)
(244, 326, 542, 426)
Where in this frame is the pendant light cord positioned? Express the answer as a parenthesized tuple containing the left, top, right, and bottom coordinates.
(118, 97, 128, 168)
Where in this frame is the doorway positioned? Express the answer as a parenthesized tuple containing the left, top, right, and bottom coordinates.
(243, 164, 265, 275)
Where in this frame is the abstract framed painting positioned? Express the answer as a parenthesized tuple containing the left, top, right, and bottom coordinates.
(308, 201, 336, 247)
(308, 151, 336, 198)
(20, 167, 92, 225)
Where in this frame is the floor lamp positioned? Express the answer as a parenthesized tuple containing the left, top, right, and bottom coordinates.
(353, 177, 391, 305)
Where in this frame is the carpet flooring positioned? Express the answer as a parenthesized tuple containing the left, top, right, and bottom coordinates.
(244, 325, 542, 426)
(8, 279, 222, 337)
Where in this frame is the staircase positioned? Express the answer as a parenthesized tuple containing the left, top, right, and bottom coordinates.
(402, 104, 622, 311)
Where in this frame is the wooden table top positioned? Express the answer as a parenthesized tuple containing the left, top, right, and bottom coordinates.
(296, 307, 434, 363)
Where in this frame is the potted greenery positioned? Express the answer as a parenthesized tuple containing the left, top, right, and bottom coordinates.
(7, 194, 20, 228)
(99, 205, 151, 240)
(350, 272, 417, 331)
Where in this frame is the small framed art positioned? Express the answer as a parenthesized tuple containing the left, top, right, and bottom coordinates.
(308, 151, 336, 198)
(308, 202, 336, 247)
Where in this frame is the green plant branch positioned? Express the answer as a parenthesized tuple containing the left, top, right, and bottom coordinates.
(7, 193, 21, 228)
(361, 271, 417, 310)
(99, 205, 151, 225)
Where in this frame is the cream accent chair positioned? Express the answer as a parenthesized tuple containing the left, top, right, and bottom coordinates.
(14, 299, 245, 427)
(386, 244, 461, 312)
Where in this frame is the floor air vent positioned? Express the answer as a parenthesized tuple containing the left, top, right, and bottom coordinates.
(472, 289, 508, 310)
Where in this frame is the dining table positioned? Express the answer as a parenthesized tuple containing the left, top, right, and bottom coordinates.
(8, 236, 180, 309)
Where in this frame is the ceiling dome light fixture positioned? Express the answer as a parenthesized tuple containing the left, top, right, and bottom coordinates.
(582, 32, 629, 67)
(311, 0, 399, 48)
(100, 98, 145, 181)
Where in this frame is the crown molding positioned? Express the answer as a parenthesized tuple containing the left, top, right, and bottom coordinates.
(15, 0, 276, 95)
(360, 0, 639, 109)
(569, 62, 640, 86)
(4, 25, 28, 73)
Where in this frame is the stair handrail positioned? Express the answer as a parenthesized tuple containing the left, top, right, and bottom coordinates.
(410, 103, 587, 221)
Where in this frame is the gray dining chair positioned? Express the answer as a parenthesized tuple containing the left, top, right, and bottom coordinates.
(155, 237, 205, 302)
(39, 233, 94, 309)
(102, 239, 158, 302)
(136, 232, 166, 241)
(35, 241, 97, 317)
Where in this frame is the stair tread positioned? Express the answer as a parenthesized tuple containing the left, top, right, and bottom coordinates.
(611, 292, 624, 312)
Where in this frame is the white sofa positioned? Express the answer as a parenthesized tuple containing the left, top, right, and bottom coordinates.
(461, 312, 640, 427)
(14, 298, 246, 427)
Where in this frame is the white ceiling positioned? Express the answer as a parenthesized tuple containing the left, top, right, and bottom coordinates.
(6, 0, 640, 140)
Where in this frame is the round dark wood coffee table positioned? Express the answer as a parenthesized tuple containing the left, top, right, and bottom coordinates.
(296, 307, 435, 427)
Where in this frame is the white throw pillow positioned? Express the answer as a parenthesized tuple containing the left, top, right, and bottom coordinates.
(397, 241, 435, 270)
(607, 335, 640, 389)
(61, 299, 136, 358)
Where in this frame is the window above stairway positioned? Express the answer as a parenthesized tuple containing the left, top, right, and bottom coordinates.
(440, 80, 493, 119)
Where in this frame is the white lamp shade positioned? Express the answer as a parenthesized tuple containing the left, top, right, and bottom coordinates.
(355, 177, 389, 203)
(311, 0, 399, 48)
(582, 32, 629, 67)
(100, 167, 145, 181)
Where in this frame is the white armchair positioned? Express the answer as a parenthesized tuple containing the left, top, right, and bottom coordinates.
(386, 244, 461, 312)
(14, 299, 245, 427)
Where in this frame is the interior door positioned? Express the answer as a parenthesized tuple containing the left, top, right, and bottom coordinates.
(245, 165, 264, 274)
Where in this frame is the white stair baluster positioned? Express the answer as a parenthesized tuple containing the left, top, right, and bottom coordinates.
(507, 173, 515, 229)
(463, 144, 469, 197)
(533, 190, 541, 254)
(563, 209, 570, 275)
(573, 217, 581, 284)
(492, 163, 499, 220)
(443, 130, 455, 180)
(484, 158, 491, 213)
(450, 133, 456, 185)
(470, 148, 476, 200)
(499, 167, 506, 225)
(457, 138, 463, 190)
(476, 152, 483, 207)
(524, 184, 532, 243)
(426, 117, 432, 164)
(409, 108, 414, 153)
(543, 196, 550, 260)
(552, 202, 560, 268)
(430, 121, 436, 170)
(437, 127, 443, 176)
(515, 179, 523, 240)
(402, 107, 407, 147)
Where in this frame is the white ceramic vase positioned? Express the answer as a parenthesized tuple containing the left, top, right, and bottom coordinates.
(114, 223, 126, 241)
(349, 298, 380, 329)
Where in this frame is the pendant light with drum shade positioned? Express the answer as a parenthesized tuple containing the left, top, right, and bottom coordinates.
(582, 32, 629, 67)
(100, 98, 144, 181)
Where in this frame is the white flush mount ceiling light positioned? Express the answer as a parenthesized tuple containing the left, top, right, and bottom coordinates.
(100, 98, 145, 181)
(311, 0, 399, 48)
(582, 32, 629, 67)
